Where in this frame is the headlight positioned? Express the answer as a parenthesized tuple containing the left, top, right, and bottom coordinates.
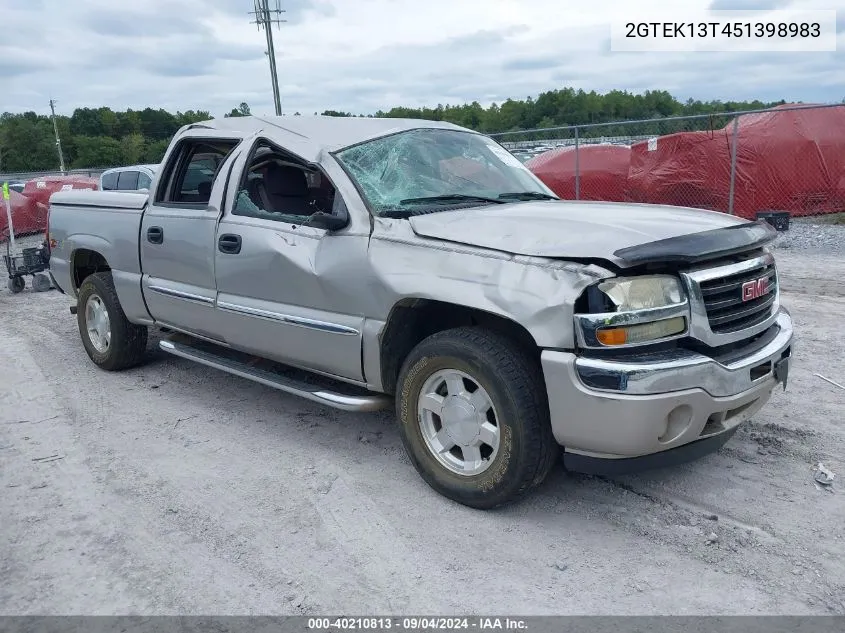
(575, 275, 689, 348)
(596, 275, 684, 311)
(594, 316, 686, 346)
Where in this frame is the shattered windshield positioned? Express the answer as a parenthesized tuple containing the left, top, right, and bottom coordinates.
(334, 128, 557, 216)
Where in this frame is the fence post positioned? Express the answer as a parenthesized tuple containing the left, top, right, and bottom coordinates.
(727, 115, 740, 215)
(574, 126, 581, 200)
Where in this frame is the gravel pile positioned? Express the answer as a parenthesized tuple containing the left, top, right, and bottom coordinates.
(770, 220, 845, 255)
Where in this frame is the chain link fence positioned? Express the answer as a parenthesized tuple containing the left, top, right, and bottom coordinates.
(0, 167, 107, 183)
(1, 170, 105, 292)
(493, 103, 845, 221)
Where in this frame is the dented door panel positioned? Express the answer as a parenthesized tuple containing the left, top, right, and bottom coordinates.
(213, 217, 369, 382)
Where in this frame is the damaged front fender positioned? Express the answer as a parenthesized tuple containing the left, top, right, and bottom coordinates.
(367, 218, 615, 351)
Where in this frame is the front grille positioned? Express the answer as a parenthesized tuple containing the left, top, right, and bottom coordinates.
(698, 260, 777, 334)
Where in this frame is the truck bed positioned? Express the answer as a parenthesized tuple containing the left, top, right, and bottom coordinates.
(47, 190, 151, 323)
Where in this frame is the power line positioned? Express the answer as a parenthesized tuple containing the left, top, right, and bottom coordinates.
(48, 99, 66, 173)
(249, 0, 286, 116)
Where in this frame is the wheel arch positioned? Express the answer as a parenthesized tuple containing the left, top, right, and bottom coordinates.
(71, 248, 111, 290)
(377, 298, 540, 396)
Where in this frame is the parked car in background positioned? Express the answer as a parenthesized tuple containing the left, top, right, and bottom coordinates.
(99, 164, 158, 192)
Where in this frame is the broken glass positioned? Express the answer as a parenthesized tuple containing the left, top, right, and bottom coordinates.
(335, 129, 556, 215)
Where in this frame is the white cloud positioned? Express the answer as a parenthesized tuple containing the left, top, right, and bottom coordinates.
(1, 0, 843, 119)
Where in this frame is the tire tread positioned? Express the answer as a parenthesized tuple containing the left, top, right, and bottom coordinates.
(396, 326, 559, 509)
(77, 272, 148, 371)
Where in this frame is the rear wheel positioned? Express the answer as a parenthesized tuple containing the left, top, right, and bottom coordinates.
(395, 327, 559, 509)
(77, 272, 148, 370)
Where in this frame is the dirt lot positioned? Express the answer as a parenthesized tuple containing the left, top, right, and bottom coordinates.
(1, 235, 843, 615)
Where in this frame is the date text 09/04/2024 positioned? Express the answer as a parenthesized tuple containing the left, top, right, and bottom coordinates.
(307, 618, 528, 630)
(625, 21, 821, 38)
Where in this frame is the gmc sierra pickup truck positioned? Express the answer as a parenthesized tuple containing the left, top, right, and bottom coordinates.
(46, 115, 793, 509)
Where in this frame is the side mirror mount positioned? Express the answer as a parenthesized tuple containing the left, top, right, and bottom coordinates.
(304, 196, 350, 231)
(304, 210, 348, 231)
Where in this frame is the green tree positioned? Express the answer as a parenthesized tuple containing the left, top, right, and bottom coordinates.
(0, 88, 794, 173)
(69, 107, 107, 137)
(120, 133, 146, 165)
(225, 102, 251, 117)
(72, 136, 124, 168)
(176, 110, 213, 127)
(0, 112, 57, 171)
(138, 108, 179, 140)
(115, 110, 142, 137)
(143, 139, 171, 164)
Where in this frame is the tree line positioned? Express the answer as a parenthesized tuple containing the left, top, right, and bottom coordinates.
(0, 89, 788, 173)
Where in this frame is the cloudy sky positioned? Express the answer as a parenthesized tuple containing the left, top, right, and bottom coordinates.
(2, 0, 843, 119)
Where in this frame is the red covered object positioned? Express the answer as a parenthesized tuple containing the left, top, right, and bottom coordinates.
(21, 175, 98, 208)
(627, 131, 732, 212)
(526, 145, 631, 202)
(1, 189, 49, 240)
(628, 104, 845, 219)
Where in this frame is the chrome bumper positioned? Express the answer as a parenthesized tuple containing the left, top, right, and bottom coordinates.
(575, 309, 793, 398)
(540, 307, 793, 460)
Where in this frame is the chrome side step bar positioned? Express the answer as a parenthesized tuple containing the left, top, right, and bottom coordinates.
(158, 339, 391, 412)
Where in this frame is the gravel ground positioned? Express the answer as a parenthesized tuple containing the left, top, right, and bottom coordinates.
(771, 218, 845, 256)
(1, 226, 844, 615)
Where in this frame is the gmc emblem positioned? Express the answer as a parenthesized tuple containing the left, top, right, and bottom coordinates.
(741, 277, 770, 301)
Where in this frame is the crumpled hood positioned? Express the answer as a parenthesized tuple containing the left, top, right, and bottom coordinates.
(407, 200, 752, 267)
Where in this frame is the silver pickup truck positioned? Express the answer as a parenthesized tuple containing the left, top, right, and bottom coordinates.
(46, 116, 793, 509)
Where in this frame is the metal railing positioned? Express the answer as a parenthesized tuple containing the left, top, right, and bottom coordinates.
(493, 102, 845, 219)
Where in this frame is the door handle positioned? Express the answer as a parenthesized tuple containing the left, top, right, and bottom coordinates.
(147, 226, 163, 244)
(218, 233, 242, 254)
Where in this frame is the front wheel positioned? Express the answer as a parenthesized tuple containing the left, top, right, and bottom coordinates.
(395, 327, 559, 509)
(77, 272, 148, 371)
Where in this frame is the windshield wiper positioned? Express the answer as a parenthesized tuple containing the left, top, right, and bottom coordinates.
(497, 191, 559, 201)
(399, 194, 506, 205)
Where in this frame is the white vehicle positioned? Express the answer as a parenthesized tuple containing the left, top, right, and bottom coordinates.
(99, 164, 158, 192)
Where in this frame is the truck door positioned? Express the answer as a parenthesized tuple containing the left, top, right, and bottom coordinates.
(139, 130, 243, 340)
(212, 136, 368, 383)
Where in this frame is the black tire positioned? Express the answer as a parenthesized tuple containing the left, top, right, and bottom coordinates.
(395, 326, 559, 509)
(8, 276, 25, 293)
(77, 271, 148, 371)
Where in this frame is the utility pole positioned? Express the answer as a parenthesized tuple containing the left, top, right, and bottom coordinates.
(249, 0, 286, 116)
(49, 99, 66, 173)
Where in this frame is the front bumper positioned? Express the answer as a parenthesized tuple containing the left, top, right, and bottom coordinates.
(541, 308, 793, 473)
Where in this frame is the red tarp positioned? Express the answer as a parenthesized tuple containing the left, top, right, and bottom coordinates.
(21, 175, 98, 208)
(628, 104, 845, 219)
(526, 145, 631, 202)
(627, 131, 732, 212)
(1, 189, 49, 240)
